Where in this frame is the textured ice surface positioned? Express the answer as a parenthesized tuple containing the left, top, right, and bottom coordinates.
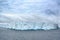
(0, 0, 59, 30)
(0, 14, 59, 30)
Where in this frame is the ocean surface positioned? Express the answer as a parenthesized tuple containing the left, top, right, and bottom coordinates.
(0, 27, 60, 40)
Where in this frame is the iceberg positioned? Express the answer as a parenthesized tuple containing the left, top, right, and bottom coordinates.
(0, 14, 59, 30)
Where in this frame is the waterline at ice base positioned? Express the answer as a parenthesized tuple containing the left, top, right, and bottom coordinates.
(0, 13, 59, 30)
(0, 0, 60, 30)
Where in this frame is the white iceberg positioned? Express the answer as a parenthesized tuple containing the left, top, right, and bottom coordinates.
(0, 14, 59, 30)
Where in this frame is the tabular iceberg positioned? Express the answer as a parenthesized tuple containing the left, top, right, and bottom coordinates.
(0, 14, 59, 30)
(0, 0, 59, 30)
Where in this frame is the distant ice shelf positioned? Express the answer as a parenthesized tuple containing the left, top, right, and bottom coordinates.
(0, 20, 59, 30)
(0, 13, 59, 30)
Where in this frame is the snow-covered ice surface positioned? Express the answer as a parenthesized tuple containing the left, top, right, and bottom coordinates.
(0, 14, 59, 30)
(0, 0, 60, 30)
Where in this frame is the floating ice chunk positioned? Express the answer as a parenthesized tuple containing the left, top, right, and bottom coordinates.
(42, 23, 57, 30)
(58, 24, 60, 28)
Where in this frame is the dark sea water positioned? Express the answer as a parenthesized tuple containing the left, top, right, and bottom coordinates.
(0, 27, 60, 40)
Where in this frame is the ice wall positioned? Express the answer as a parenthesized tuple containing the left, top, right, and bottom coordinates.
(0, 14, 59, 30)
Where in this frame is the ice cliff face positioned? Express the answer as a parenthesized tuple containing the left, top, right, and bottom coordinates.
(0, 14, 59, 30)
(0, 0, 60, 30)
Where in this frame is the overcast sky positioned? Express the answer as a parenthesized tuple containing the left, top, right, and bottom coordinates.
(0, 0, 59, 16)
